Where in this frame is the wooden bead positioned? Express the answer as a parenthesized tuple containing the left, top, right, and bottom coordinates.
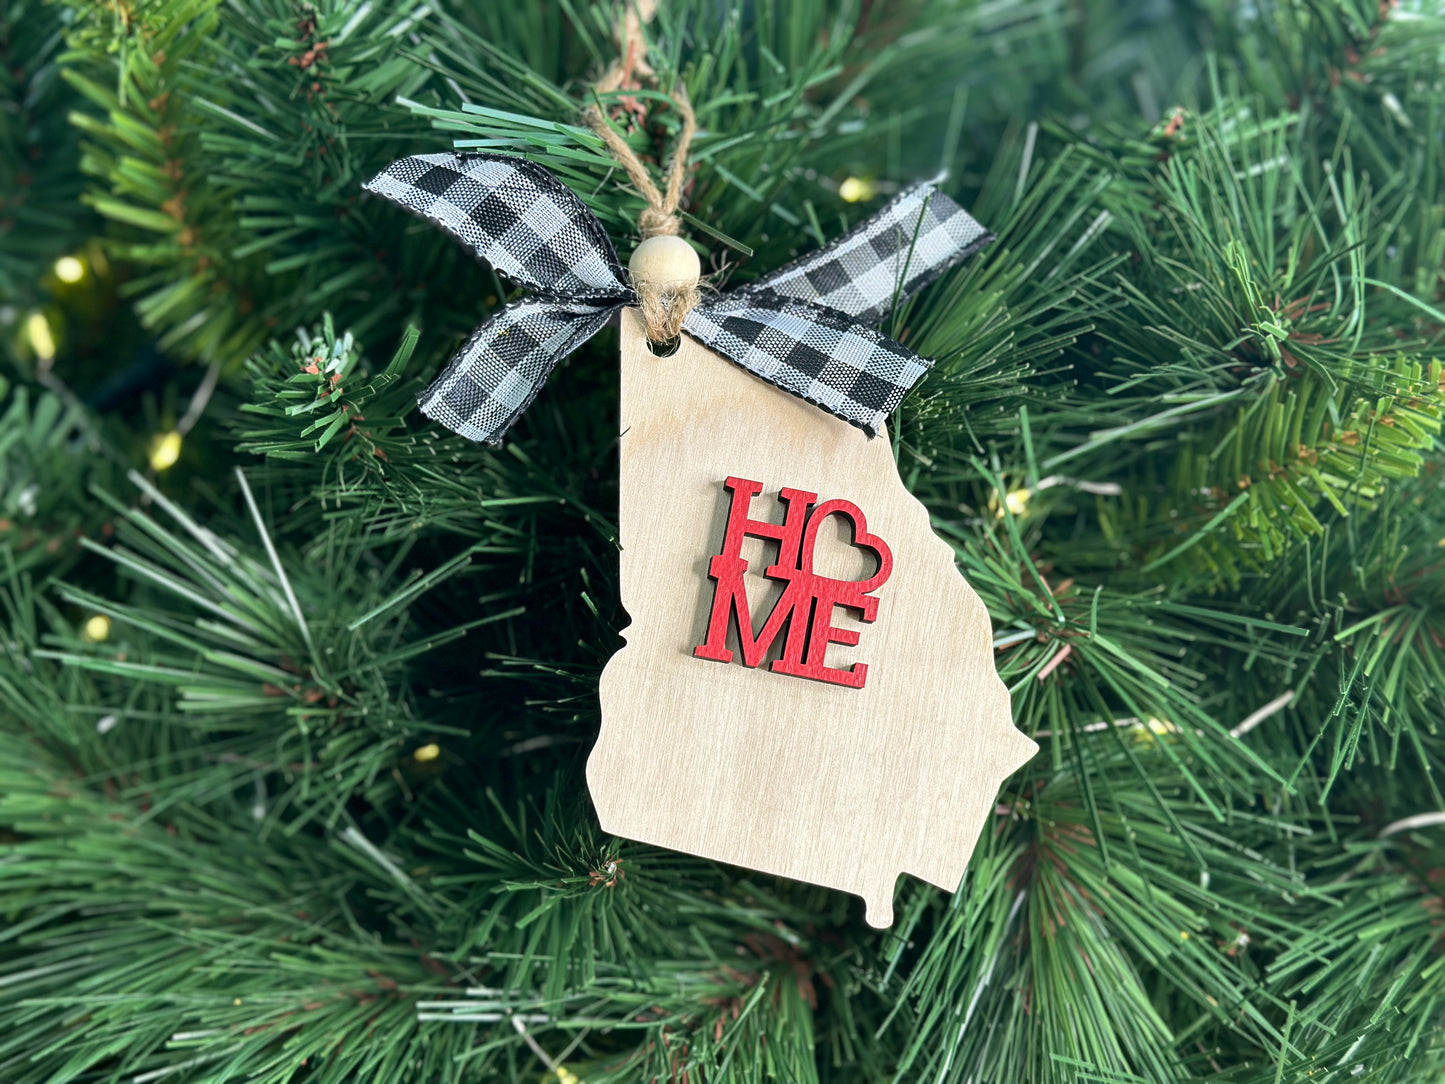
(628, 235, 701, 291)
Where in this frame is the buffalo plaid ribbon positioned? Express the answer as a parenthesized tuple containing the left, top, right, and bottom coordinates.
(365, 152, 993, 444)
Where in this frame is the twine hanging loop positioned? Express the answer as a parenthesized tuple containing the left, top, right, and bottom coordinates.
(582, 10, 700, 345)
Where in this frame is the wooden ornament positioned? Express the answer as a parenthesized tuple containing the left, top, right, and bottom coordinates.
(591, 309, 1037, 927)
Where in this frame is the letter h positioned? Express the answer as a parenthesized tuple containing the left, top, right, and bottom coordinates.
(693, 476, 816, 670)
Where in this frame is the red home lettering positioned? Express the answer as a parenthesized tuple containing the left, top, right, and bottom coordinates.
(693, 477, 893, 688)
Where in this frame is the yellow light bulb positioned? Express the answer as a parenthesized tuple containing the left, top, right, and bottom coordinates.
(83, 615, 111, 642)
(1135, 716, 1179, 745)
(413, 743, 440, 762)
(25, 312, 55, 361)
(838, 176, 877, 203)
(150, 430, 183, 471)
(54, 256, 85, 284)
(1004, 488, 1032, 516)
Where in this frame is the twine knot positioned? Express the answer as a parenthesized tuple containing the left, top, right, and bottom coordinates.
(638, 206, 681, 237)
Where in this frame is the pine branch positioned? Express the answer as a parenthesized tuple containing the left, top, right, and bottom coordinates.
(0, 2, 91, 315)
(1027, 107, 1445, 588)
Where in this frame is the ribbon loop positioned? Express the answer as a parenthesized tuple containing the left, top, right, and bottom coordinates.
(365, 153, 630, 300)
(744, 183, 992, 324)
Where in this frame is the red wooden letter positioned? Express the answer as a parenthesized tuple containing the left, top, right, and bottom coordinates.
(693, 477, 815, 667)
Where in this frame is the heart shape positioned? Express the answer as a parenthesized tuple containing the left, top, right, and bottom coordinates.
(799, 498, 893, 594)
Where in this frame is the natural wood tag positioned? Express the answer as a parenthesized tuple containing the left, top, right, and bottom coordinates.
(591, 309, 1037, 926)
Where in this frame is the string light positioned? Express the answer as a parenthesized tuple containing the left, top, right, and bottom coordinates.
(1135, 716, 1180, 746)
(992, 487, 1032, 518)
(149, 430, 183, 471)
(54, 256, 86, 283)
(25, 312, 55, 361)
(838, 176, 877, 203)
(413, 743, 440, 762)
(82, 615, 111, 642)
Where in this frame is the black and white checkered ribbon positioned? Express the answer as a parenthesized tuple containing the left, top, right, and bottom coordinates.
(365, 152, 993, 444)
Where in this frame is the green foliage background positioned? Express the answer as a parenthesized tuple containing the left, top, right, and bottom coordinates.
(3, 1, 1445, 1080)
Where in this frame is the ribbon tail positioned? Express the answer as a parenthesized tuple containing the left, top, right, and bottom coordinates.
(421, 298, 622, 444)
(365, 153, 633, 301)
(683, 294, 932, 439)
(743, 183, 992, 326)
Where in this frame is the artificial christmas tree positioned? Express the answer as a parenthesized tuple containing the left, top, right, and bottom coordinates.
(3, 1, 1445, 1081)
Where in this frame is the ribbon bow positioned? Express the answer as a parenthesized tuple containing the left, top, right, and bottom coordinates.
(364, 153, 993, 444)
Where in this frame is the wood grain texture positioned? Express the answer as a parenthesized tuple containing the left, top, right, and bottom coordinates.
(591, 309, 1037, 927)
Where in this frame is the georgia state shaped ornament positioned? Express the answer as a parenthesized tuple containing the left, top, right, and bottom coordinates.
(592, 310, 1036, 927)
(362, 151, 1037, 926)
